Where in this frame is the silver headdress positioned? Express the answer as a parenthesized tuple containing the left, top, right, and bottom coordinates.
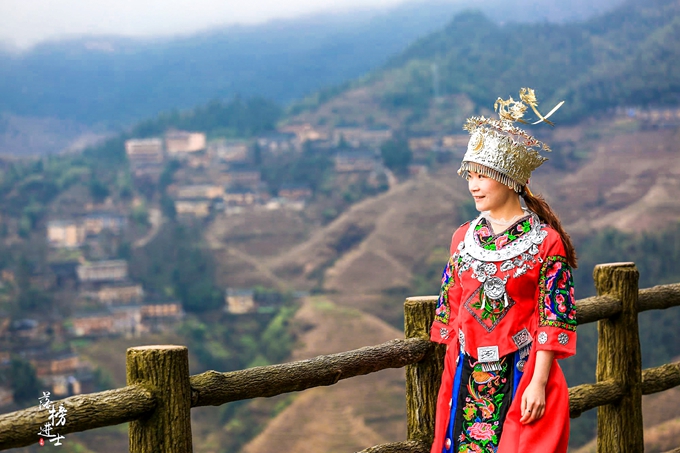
(458, 88, 564, 192)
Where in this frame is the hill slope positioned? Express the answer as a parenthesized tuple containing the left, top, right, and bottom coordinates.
(290, 0, 680, 131)
(241, 296, 406, 453)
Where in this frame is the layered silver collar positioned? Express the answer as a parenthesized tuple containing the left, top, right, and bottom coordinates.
(463, 211, 547, 262)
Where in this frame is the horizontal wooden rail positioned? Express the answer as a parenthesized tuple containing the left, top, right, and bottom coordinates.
(190, 337, 430, 407)
(0, 384, 155, 450)
(566, 361, 680, 419)
(638, 283, 680, 312)
(568, 379, 624, 418)
(641, 361, 680, 395)
(573, 295, 621, 325)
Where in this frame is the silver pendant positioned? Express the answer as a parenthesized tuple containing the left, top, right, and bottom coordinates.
(484, 276, 506, 300)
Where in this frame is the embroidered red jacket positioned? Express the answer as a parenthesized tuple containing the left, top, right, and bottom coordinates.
(430, 213, 577, 360)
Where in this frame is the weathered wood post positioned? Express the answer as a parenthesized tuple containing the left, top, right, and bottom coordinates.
(593, 263, 643, 453)
(404, 296, 445, 448)
(127, 345, 193, 453)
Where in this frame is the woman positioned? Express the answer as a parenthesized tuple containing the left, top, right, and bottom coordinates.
(430, 89, 577, 453)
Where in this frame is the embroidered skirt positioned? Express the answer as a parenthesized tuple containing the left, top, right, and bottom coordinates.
(442, 351, 525, 453)
(434, 346, 570, 453)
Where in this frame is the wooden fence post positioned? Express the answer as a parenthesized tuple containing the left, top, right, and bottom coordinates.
(593, 263, 643, 453)
(127, 345, 193, 453)
(404, 296, 445, 447)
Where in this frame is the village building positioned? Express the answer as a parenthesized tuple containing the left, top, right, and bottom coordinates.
(334, 150, 380, 172)
(76, 260, 128, 283)
(333, 127, 392, 148)
(91, 282, 144, 305)
(225, 289, 256, 314)
(408, 135, 437, 153)
(256, 132, 297, 154)
(47, 220, 86, 248)
(279, 123, 328, 143)
(626, 107, 680, 128)
(186, 152, 212, 169)
(82, 212, 127, 236)
(125, 138, 165, 179)
(175, 199, 212, 218)
(225, 165, 262, 189)
(208, 139, 251, 162)
(44, 375, 82, 397)
(278, 183, 312, 201)
(223, 188, 259, 206)
(141, 303, 184, 332)
(70, 313, 115, 337)
(109, 305, 145, 337)
(32, 352, 80, 378)
(125, 138, 164, 163)
(71, 306, 144, 338)
(176, 184, 225, 200)
(9, 319, 48, 341)
(165, 130, 206, 155)
(30, 352, 94, 397)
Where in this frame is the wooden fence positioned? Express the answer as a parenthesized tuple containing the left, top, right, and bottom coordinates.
(1, 262, 680, 452)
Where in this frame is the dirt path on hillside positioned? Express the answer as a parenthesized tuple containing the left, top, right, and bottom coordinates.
(133, 207, 163, 248)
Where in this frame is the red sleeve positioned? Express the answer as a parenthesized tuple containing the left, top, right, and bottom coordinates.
(430, 226, 467, 345)
(534, 232, 577, 359)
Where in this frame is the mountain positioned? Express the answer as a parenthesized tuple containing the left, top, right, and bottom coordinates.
(0, 0, 623, 127)
(289, 0, 680, 130)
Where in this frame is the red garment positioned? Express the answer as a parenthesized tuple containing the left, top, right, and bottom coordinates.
(430, 213, 576, 453)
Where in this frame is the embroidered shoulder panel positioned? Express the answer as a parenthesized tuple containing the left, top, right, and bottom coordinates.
(435, 254, 456, 325)
(538, 256, 577, 331)
(464, 212, 547, 262)
(474, 216, 533, 251)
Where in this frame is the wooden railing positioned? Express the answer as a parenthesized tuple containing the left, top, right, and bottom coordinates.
(1, 262, 679, 452)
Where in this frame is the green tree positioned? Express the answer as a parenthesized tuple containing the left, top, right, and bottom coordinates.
(89, 177, 110, 203)
(380, 138, 412, 174)
(10, 357, 41, 405)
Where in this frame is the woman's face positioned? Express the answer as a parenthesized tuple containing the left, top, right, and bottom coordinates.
(468, 171, 517, 213)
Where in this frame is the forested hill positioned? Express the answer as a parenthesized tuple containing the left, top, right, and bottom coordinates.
(293, 0, 680, 128)
(0, 0, 621, 127)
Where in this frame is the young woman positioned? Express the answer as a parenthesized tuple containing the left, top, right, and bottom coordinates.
(430, 89, 577, 453)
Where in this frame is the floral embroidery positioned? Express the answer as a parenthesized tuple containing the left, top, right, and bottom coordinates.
(475, 216, 533, 251)
(465, 286, 515, 332)
(538, 256, 577, 331)
(435, 255, 457, 325)
(456, 357, 509, 452)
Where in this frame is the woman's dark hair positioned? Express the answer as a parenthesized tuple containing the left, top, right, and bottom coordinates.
(522, 189, 578, 268)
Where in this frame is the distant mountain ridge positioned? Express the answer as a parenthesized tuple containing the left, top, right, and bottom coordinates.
(0, 0, 622, 127)
(291, 0, 680, 129)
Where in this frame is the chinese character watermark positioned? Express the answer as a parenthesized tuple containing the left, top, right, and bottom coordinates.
(37, 391, 66, 446)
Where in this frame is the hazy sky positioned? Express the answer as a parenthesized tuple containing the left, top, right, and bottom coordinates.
(0, 0, 413, 49)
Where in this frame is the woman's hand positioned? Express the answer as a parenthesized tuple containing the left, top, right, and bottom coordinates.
(519, 380, 546, 424)
(519, 349, 555, 424)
